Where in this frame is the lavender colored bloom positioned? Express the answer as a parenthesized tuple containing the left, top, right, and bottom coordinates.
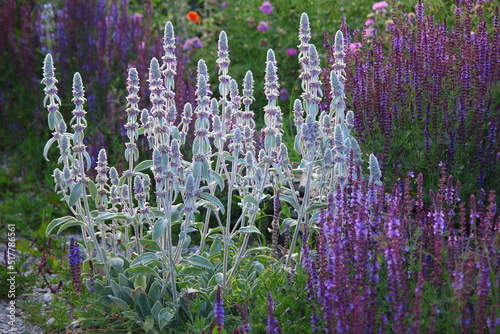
(259, 1, 274, 14)
(267, 293, 281, 333)
(286, 48, 297, 57)
(365, 18, 375, 26)
(183, 36, 203, 51)
(257, 21, 270, 32)
(68, 237, 83, 292)
(214, 285, 225, 333)
(279, 88, 289, 101)
(222, 1, 229, 7)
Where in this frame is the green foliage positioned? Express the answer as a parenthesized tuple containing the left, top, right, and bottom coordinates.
(21, 296, 70, 333)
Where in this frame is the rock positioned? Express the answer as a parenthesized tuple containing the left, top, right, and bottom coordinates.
(43, 293, 53, 303)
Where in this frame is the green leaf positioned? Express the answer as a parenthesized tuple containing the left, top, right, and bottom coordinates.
(56, 220, 86, 235)
(184, 254, 213, 270)
(125, 266, 158, 276)
(200, 193, 225, 214)
(107, 295, 129, 311)
(43, 138, 56, 161)
(209, 235, 222, 256)
(299, 159, 314, 168)
(239, 226, 261, 234)
(280, 218, 297, 234)
(158, 308, 175, 330)
(152, 218, 167, 242)
(131, 253, 160, 267)
(87, 180, 97, 200)
(306, 202, 328, 213)
(68, 182, 83, 207)
(46, 216, 76, 236)
(211, 172, 225, 191)
(280, 193, 299, 210)
(134, 160, 153, 172)
(143, 315, 154, 332)
(243, 195, 257, 206)
(271, 162, 285, 180)
(109, 257, 124, 272)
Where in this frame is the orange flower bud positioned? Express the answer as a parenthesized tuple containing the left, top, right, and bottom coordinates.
(186, 11, 200, 24)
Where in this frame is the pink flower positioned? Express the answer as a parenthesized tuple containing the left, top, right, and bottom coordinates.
(364, 27, 375, 37)
(372, 1, 388, 13)
(259, 1, 274, 14)
(349, 42, 362, 53)
(257, 21, 270, 32)
(286, 48, 297, 57)
(365, 18, 375, 26)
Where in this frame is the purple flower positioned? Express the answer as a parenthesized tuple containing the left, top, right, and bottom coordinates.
(257, 20, 270, 32)
(372, 1, 388, 13)
(279, 88, 289, 101)
(349, 42, 362, 53)
(214, 285, 224, 332)
(68, 237, 83, 292)
(183, 36, 203, 50)
(222, 1, 229, 7)
(267, 293, 282, 333)
(365, 18, 375, 26)
(259, 1, 274, 14)
(286, 48, 297, 57)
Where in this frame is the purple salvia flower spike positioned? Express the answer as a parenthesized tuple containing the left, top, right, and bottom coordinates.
(68, 238, 83, 293)
(214, 285, 225, 333)
(266, 292, 282, 334)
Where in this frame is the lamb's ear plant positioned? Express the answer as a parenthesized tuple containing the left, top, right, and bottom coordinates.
(42, 14, 379, 332)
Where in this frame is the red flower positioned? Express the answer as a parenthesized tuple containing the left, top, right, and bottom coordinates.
(186, 11, 200, 24)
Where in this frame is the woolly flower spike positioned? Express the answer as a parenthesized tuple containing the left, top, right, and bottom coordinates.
(71, 73, 90, 172)
(333, 30, 346, 82)
(330, 70, 346, 123)
(264, 51, 279, 101)
(162, 22, 177, 91)
(217, 31, 230, 94)
(163, 21, 175, 52)
(346, 110, 354, 132)
(126, 68, 140, 108)
(369, 153, 382, 185)
(68, 237, 83, 292)
(293, 99, 304, 130)
(42, 54, 62, 131)
(180, 103, 193, 145)
(71, 73, 86, 113)
(298, 13, 311, 55)
(242, 70, 255, 108)
(214, 285, 225, 333)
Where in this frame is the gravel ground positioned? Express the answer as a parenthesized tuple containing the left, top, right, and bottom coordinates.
(1, 235, 83, 334)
